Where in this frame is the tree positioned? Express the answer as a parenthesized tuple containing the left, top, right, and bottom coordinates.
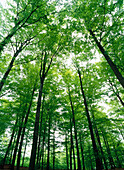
(0, 0, 124, 169)
(0, 0, 50, 53)
(71, 0, 124, 88)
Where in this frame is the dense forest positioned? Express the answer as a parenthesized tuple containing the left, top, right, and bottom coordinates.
(0, 0, 124, 170)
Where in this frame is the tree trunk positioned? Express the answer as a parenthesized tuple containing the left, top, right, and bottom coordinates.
(22, 135, 28, 167)
(65, 134, 69, 170)
(9, 132, 17, 165)
(79, 133, 85, 170)
(89, 29, 124, 88)
(91, 111, 108, 170)
(72, 139, 76, 170)
(70, 142, 72, 170)
(70, 118, 76, 170)
(108, 79, 124, 107)
(68, 89, 81, 170)
(0, 22, 22, 53)
(1, 119, 18, 168)
(116, 93, 124, 106)
(41, 125, 46, 170)
(102, 131, 115, 169)
(0, 5, 40, 54)
(29, 51, 53, 170)
(70, 119, 73, 170)
(88, 144, 94, 170)
(16, 85, 36, 170)
(29, 76, 45, 170)
(0, 45, 23, 92)
(36, 94, 45, 167)
(53, 129, 55, 170)
(10, 112, 26, 170)
(47, 116, 51, 170)
(78, 69, 103, 170)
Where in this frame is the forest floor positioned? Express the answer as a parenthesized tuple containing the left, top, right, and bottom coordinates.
(0, 165, 124, 170)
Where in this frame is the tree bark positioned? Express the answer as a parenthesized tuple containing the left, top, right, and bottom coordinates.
(70, 118, 76, 170)
(0, 4, 43, 54)
(91, 111, 108, 170)
(36, 94, 45, 167)
(88, 144, 94, 170)
(9, 132, 17, 165)
(41, 125, 46, 170)
(78, 69, 103, 170)
(68, 88, 81, 170)
(65, 134, 69, 170)
(89, 29, 124, 88)
(0, 22, 22, 53)
(69, 118, 73, 170)
(1, 119, 18, 168)
(72, 137, 76, 170)
(0, 45, 23, 92)
(22, 135, 28, 167)
(70, 136, 72, 170)
(16, 84, 36, 170)
(116, 93, 124, 107)
(29, 50, 54, 170)
(29, 77, 44, 170)
(102, 131, 115, 169)
(47, 116, 51, 170)
(53, 129, 55, 170)
(79, 133, 85, 170)
(108, 79, 124, 106)
(10, 111, 26, 170)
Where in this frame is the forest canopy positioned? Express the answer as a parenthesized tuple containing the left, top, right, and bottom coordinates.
(0, 0, 124, 170)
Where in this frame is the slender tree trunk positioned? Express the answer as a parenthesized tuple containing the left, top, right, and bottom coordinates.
(0, 5, 41, 54)
(89, 29, 124, 88)
(72, 139, 76, 170)
(0, 22, 22, 53)
(70, 118, 76, 170)
(88, 144, 94, 170)
(78, 69, 103, 170)
(10, 111, 26, 170)
(1, 119, 18, 168)
(68, 89, 81, 170)
(116, 93, 124, 106)
(53, 129, 55, 170)
(79, 133, 85, 170)
(108, 79, 124, 106)
(41, 125, 46, 170)
(0, 45, 23, 92)
(9, 132, 17, 165)
(47, 116, 51, 170)
(70, 143, 72, 170)
(16, 85, 36, 170)
(36, 94, 45, 167)
(91, 111, 108, 170)
(94, 126, 106, 169)
(102, 131, 115, 169)
(70, 119, 73, 170)
(29, 50, 54, 170)
(29, 77, 45, 170)
(65, 134, 69, 170)
(22, 136, 28, 167)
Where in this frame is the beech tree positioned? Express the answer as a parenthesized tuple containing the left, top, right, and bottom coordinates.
(0, 0, 124, 170)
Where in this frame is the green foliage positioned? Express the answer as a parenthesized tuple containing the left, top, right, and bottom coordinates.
(0, 0, 123, 169)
